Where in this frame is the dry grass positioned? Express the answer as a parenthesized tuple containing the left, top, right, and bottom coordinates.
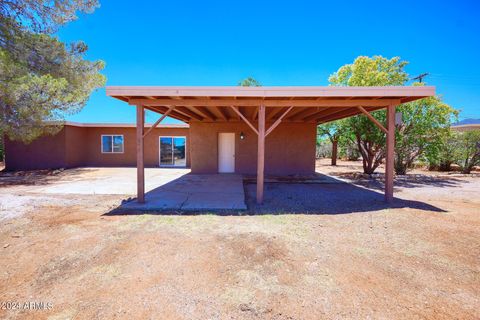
(0, 161, 479, 319)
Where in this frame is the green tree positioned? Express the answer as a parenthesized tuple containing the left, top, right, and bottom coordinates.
(329, 55, 456, 175)
(394, 88, 457, 174)
(0, 0, 106, 143)
(238, 77, 261, 87)
(457, 130, 480, 174)
(317, 120, 346, 165)
(425, 131, 460, 171)
(329, 56, 408, 174)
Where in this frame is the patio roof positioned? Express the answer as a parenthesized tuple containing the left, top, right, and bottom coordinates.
(106, 85, 436, 206)
(107, 86, 435, 124)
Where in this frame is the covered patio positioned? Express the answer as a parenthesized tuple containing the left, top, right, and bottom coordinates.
(107, 86, 435, 208)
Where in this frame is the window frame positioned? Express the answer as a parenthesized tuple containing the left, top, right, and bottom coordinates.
(158, 136, 187, 167)
(101, 134, 124, 154)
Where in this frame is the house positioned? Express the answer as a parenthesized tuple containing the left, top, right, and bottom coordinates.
(4, 86, 435, 204)
(4, 122, 190, 171)
(4, 120, 315, 174)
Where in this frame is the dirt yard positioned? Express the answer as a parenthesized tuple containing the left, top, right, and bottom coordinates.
(0, 160, 479, 319)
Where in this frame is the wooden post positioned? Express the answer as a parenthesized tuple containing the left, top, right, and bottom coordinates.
(136, 105, 145, 203)
(257, 105, 266, 204)
(385, 104, 395, 203)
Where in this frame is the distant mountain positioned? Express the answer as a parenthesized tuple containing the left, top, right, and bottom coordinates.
(453, 118, 480, 126)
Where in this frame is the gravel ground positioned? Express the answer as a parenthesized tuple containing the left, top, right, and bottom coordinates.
(0, 161, 479, 319)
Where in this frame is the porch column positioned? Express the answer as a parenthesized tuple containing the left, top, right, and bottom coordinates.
(136, 105, 145, 203)
(385, 104, 395, 203)
(257, 105, 266, 204)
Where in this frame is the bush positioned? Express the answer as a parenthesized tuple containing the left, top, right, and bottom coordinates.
(425, 130, 480, 173)
(316, 139, 332, 159)
(425, 132, 460, 171)
(339, 139, 360, 161)
(457, 130, 480, 174)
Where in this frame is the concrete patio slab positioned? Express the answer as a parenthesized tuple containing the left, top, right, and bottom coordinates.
(120, 174, 247, 211)
(33, 168, 190, 195)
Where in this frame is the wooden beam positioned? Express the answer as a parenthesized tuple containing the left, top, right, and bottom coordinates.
(285, 107, 310, 120)
(306, 107, 351, 122)
(189, 106, 215, 121)
(128, 98, 401, 108)
(229, 106, 258, 135)
(136, 106, 145, 203)
(144, 105, 190, 122)
(357, 106, 388, 134)
(196, 106, 217, 121)
(142, 106, 174, 138)
(257, 105, 266, 204)
(174, 107, 204, 121)
(265, 106, 294, 137)
(252, 106, 259, 120)
(214, 106, 228, 121)
(317, 106, 385, 124)
(292, 108, 325, 121)
(266, 107, 286, 120)
(316, 108, 360, 123)
(385, 105, 395, 203)
(312, 107, 350, 120)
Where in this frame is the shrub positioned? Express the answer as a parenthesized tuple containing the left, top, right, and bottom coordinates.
(424, 132, 460, 171)
(457, 130, 480, 174)
(316, 138, 332, 159)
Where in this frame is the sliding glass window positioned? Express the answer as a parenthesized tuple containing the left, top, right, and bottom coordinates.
(159, 136, 186, 167)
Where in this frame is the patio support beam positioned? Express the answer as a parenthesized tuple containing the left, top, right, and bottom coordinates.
(229, 106, 259, 135)
(136, 105, 145, 203)
(257, 105, 266, 204)
(129, 98, 401, 108)
(385, 104, 396, 203)
(265, 106, 294, 137)
(357, 106, 388, 134)
(142, 106, 174, 138)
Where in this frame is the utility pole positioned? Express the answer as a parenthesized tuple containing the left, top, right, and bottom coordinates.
(411, 73, 429, 83)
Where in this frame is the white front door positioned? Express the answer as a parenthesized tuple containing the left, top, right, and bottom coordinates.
(218, 133, 235, 173)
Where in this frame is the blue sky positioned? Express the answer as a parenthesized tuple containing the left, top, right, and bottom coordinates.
(58, 0, 480, 124)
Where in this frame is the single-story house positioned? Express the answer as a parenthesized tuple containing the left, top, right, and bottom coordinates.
(4, 120, 315, 175)
(4, 122, 190, 171)
(4, 86, 435, 205)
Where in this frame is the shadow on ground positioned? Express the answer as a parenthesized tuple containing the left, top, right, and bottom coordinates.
(105, 173, 446, 216)
(331, 172, 467, 191)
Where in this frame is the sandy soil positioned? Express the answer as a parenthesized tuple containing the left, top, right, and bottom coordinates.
(0, 161, 479, 319)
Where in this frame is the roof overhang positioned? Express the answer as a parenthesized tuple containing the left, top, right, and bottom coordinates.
(106, 86, 435, 124)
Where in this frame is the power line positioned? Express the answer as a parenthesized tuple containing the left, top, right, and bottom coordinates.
(411, 73, 429, 83)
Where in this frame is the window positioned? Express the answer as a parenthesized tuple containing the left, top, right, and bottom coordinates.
(101, 135, 124, 153)
(159, 136, 186, 167)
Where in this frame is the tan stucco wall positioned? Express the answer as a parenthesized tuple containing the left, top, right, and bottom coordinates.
(5, 122, 314, 175)
(65, 125, 88, 167)
(5, 129, 67, 171)
(83, 127, 190, 167)
(5, 125, 190, 171)
(189, 121, 316, 175)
